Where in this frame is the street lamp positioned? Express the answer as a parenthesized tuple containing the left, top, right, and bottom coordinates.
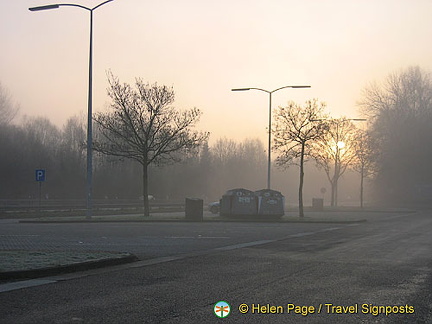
(232, 85, 310, 189)
(29, 0, 115, 219)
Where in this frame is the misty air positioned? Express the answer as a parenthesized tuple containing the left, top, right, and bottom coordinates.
(0, 1, 431, 323)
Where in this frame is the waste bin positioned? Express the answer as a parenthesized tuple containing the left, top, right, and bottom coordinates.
(220, 188, 257, 217)
(255, 189, 285, 217)
(185, 198, 203, 221)
(312, 198, 324, 211)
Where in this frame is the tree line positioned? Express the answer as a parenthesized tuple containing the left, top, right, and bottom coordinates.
(0, 114, 268, 207)
(359, 66, 432, 205)
(1, 66, 431, 215)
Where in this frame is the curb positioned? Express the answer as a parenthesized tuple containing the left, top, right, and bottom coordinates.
(19, 218, 368, 224)
(0, 253, 138, 281)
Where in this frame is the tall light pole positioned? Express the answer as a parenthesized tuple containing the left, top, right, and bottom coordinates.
(232, 86, 310, 189)
(29, 0, 115, 219)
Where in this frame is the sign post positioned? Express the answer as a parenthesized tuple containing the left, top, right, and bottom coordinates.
(35, 169, 46, 208)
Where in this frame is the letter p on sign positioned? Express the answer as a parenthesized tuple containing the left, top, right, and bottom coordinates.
(35, 169, 46, 182)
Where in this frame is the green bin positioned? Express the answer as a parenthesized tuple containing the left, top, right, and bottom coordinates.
(185, 198, 203, 221)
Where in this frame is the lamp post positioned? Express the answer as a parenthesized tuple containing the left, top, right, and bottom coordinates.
(232, 86, 310, 189)
(29, 0, 114, 219)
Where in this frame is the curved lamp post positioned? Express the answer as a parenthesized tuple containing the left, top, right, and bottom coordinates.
(29, 0, 115, 219)
(232, 86, 310, 189)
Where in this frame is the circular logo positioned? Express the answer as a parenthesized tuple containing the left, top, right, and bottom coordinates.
(214, 301, 231, 318)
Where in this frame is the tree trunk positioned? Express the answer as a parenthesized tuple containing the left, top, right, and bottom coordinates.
(334, 178, 338, 207)
(142, 163, 150, 217)
(330, 180, 336, 207)
(298, 142, 305, 217)
(331, 152, 337, 207)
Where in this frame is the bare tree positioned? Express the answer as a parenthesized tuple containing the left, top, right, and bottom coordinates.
(359, 66, 432, 121)
(210, 137, 266, 196)
(0, 82, 19, 125)
(313, 118, 358, 207)
(93, 73, 209, 216)
(273, 99, 327, 217)
(212, 138, 238, 167)
(358, 66, 432, 203)
(22, 116, 62, 160)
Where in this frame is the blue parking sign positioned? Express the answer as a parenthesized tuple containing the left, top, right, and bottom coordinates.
(35, 169, 46, 182)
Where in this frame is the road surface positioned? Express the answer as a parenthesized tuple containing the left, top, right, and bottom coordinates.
(0, 210, 430, 323)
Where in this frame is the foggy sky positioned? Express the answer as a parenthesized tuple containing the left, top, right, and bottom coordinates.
(2, 0, 432, 144)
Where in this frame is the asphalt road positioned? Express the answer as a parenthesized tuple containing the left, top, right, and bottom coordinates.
(0, 210, 431, 323)
(0, 217, 360, 260)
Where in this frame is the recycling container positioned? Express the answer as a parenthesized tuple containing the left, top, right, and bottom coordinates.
(255, 189, 285, 217)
